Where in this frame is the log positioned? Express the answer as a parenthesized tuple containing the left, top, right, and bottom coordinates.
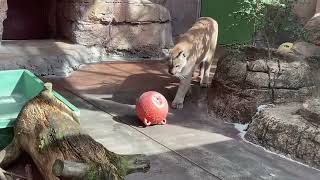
(52, 160, 127, 180)
(52, 160, 92, 179)
(0, 83, 150, 180)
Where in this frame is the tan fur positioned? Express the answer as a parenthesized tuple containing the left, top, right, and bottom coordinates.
(168, 17, 219, 109)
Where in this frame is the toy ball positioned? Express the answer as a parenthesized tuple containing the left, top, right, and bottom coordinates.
(135, 91, 168, 126)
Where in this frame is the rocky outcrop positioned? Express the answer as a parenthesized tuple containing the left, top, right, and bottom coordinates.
(0, 0, 7, 42)
(211, 42, 320, 168)
(208, 43, 320, 123)
(0, 40, 107, 76)
(56, 0, 173, 58)
(245, 100, 320, 169)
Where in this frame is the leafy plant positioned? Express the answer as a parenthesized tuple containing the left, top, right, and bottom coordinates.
(233, 0, 308, 47)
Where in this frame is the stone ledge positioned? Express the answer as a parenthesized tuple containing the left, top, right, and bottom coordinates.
(0, 40, 169, 76)
(0, 40, 106, 76)
(245, 102, 320, 169)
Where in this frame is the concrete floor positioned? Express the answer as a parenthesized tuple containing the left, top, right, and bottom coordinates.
(43, 61, 320, 180)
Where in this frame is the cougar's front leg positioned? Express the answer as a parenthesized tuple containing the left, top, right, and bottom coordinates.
(172, 75, 192, 109)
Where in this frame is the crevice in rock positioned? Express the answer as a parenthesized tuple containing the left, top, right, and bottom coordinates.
(264, 52, 274, 103)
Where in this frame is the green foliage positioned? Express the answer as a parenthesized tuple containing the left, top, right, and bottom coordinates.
(233, 0, 308, 47)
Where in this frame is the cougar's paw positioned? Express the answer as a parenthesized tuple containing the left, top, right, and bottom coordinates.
(171, 100, 184, 109)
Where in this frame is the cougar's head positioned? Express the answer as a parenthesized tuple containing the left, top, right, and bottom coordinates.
(168, 47, 188, 79)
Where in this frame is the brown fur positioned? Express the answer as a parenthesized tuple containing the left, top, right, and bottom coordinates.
(168, 17, 219, 109)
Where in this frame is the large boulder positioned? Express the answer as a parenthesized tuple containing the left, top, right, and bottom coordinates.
(245, 100, 320, 169)
(208, 43, 320, 123)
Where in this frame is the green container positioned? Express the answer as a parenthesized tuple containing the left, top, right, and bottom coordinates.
(201, 0, 255, 44)
(0, 69, 80, 149)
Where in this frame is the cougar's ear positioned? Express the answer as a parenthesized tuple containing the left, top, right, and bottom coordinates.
(180, 52, 187, 58)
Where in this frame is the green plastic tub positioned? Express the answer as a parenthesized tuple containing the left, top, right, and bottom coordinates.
(0, 69, 80, 149)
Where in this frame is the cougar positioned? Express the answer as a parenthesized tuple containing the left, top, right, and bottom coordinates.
(168, 17, 219, 109)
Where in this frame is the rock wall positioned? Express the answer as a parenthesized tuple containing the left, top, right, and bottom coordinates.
(0, 0, 7, 42)
(56, 0, 173, 58)
(209, 43, 320, 123)
(161, 0, 200, 39)
(0, 40, 107, 77)
(0, 0, 173, 58)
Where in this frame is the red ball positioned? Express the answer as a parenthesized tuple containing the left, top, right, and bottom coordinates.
(136, 91, 168, 126)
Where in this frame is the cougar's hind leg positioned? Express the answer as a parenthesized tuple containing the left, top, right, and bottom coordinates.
(200, 61, 213, 88)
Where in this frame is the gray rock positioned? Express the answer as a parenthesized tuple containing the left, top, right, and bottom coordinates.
(58, 0, 171, 23)
(297, 98, 320, 124)
(1, 0, 173, 58)
(305, 16, 320, 45)
(247, 59, 269, 72)
(292, 41, 320, 57)
(209, 46, 319, 123)
(0, 0, 7, 41)
(0, 40, 107, 76)
(245, 102, 320, 169)
(66, 21, 173, 57)
(55, 0, 173, 57)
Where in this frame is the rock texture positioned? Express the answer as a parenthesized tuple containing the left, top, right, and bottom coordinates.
(56, 0, 173, 58)
(0, 40, 107, 76)
(305, 0, 320, 45)
(209, 43, 320, 123)
(299, 98, 320, 123)
(245, 101, 320, 169)
(161, 0, 200, 40)
(0, 0, 7, 42)
(305, 17, 320, 45)
(0, 0, 173, 58)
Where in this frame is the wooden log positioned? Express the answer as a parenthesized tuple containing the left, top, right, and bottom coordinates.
(52, 160, 91, 179)
(52, 159, 123, 180)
